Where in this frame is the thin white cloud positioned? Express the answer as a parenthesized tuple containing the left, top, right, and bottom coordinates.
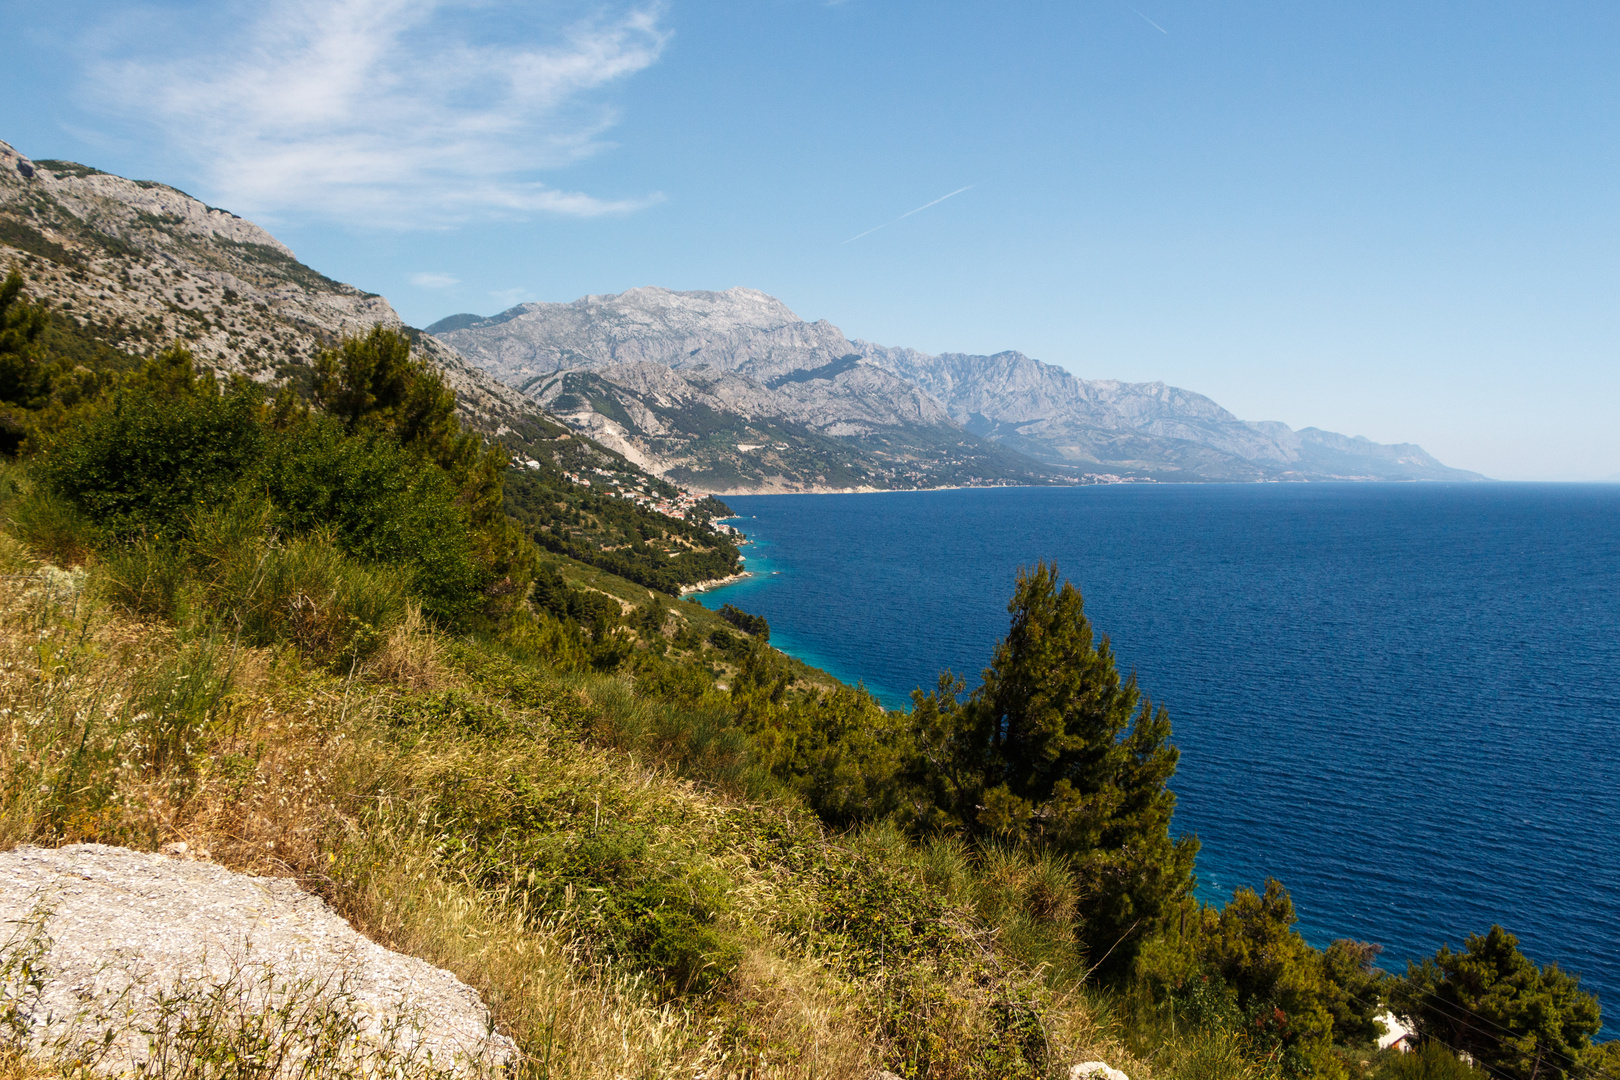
(410, 271, 459, 288)
(1125, 3, 1168, 33)
(91, 1, 668, 226)
(843, 184, 976, 244)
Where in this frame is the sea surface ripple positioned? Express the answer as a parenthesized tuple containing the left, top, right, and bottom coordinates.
(696, 483, 1620, 1027)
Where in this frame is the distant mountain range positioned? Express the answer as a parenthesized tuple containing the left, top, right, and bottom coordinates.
(431, 287, 1484, 490)
(0, 133, 1480, 496)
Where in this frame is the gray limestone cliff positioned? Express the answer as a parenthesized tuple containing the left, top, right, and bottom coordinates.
(433, 287, 1058, 492)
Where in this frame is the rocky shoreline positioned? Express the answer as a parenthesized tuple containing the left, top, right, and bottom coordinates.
(679, 571, 750, 596)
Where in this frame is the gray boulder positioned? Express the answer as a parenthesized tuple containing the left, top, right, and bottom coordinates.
(0, 844, 514, 1076)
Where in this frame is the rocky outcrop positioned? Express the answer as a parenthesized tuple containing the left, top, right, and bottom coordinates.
(0, 139, 550, 443)
(437, 288, 958, 434)
(0, 843, 514, 1076)
(1070, 1062, 1131, 1080)
(435, 286, 861, 384)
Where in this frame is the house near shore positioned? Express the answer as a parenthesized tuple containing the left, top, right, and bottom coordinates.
(1376, 1011, 1417, 1053)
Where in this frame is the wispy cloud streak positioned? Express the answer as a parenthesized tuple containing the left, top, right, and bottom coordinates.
(90, 1, 668, 226)
(842, 184, 976, 244)
(1125, 3, 1168, 33)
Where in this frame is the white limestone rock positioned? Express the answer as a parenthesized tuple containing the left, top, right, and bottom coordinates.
(0, 843, 514, 1077)
(1070, 1061, 1131, 1080)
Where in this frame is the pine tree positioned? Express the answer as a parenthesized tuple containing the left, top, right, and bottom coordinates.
(915, 562, 1199, 978)
(1397, 926, 1603, 1080)
(1199, 879, 1340, 1073)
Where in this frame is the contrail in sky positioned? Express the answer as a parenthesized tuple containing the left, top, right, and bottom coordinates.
(1125, 3, 1167, 33)
(842, 184, 976, 243)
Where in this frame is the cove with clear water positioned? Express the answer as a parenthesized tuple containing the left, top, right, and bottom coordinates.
(693, 483, 1620, 1027)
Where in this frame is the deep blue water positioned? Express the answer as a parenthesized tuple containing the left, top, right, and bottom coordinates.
(695, 483, 1620, 1026)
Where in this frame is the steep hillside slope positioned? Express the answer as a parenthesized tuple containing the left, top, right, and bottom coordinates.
(0, 139, 545, 443)
(0, 139, 742, 590)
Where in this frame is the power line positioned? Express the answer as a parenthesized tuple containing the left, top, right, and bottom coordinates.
(1340, 987, 1619, 1080)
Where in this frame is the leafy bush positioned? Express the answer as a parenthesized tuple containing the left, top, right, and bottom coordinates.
(30, 340, 528, 635)
(39, 348, 266, 541)
(259, 423, 483, 628)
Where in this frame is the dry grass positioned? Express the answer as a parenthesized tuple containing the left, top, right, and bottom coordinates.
(329, 837, 715, 1080)
(365, 603, 448, 692)
(0, 1049, 55, 1080)
(0, 544, 1155, 1080)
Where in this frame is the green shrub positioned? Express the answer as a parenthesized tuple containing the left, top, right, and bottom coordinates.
(716, 602, 768, 641)
(39, 350, 266, 540)
(606, 858, 741, 996)
(30, 343, 530, 636)
(1374, 1042, 1491, 1080)
(259, 421, 485, 629)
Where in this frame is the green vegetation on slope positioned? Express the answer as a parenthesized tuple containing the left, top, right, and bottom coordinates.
(0, 263, 1612, 1080)
(503, 464, 740, 595)
(0, 262, 741, 594)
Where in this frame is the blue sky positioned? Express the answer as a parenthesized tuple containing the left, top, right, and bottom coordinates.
(5, 1, 1618, 480)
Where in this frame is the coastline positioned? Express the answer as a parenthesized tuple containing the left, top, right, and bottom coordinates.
(694, 481, 1068, 497)
(679, 571, 751, 596)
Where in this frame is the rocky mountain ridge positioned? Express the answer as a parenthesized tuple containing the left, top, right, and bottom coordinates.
(435, 287, 1482, 483)
(0, 139, 551, 445)
(855, 341, 1471, 481)
(435, 287, 1062, 491)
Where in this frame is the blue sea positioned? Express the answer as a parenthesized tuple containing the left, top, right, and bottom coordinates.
(695, 483, 1620, 1026)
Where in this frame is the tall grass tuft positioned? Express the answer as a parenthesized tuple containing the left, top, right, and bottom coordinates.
(98, 537, 193, 622)
(245, 535, 408, 668)
(6, 483, 95, 568)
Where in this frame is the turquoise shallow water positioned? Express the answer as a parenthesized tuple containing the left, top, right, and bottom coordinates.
(695, 483, 1620, 1029)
